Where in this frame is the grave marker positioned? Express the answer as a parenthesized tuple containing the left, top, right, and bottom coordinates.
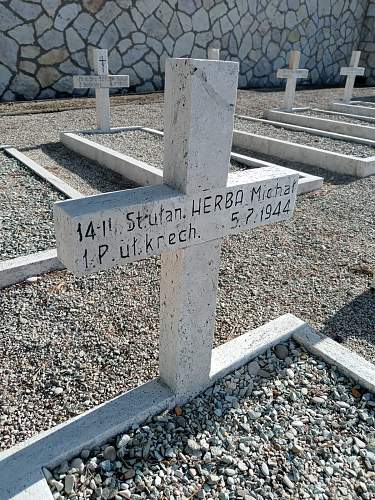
(276, 50, 309, 111)
(73, 48, 129, 132)
(208, 47, 220, 60)
(55, 58, 299, 399)
(340, 50, 365, 103)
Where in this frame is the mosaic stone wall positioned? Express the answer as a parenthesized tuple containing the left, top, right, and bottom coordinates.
(0, 0, 372, 101)
(359, 0, 375, 85)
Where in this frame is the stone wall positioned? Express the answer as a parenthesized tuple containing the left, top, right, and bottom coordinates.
(359, 0, 375, 85)
(0, 0, 371, 101)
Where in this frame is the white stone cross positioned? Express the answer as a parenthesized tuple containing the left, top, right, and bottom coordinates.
(276, 50, 309, 111)
(55, 58, 299, 400)
(208, 47, 220, 60)
(340, 50, 365, 103)
(73, 48, 130, 132)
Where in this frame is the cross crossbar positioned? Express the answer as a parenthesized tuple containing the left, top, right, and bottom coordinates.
(54, 168, 298, 275)
(73, 74, 130, 89)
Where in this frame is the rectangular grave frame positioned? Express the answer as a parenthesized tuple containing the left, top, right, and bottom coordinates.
(1, 313, 374, 499)
(263, 109, 375, 142)
(331, 101, 375, 118)
(60, 126, 323, 195)
(232, 120, 375, 178)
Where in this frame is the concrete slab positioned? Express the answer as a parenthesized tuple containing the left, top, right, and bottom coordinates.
(232, 128, 375, 178)
(265, 109, 375, 141)
(61, 127, 323, 194)
(313, 107, 375, 124)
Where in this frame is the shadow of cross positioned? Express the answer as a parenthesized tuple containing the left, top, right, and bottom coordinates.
(54, 58, 299, 400)
(276, 50, 309, 111)
(73, 48, 129, 132)
(340, 50, 365, 104)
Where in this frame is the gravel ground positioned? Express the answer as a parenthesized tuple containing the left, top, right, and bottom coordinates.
(0, 153, 65, 261)
(234, 117, 375, 158)
(1, 87, 375, 454)
(304, 110, 375, 127)
(22, 143, 136, 196)
(80, 130, 244, 172)
(46, 340, 375, 499)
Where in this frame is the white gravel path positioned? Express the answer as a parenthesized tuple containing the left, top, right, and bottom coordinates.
(234, 117, 375, 158)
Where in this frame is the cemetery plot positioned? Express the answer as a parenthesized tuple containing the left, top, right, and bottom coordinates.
(79, 129, 246, 172)
(331, 101, 375, 118)
(234, 117, 375, 177)
(22, 142, 136, 196)
(46, 339, 375, 499)
(0, 154, 65, 261)
(264, 109, 375, 142)
(62, 128, 322, 195)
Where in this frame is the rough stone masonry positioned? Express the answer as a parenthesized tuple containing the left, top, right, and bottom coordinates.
(0, 0, 374, 100)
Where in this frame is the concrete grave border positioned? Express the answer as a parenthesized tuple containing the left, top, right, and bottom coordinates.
(232, 123, 375, 178)
(331, 101, 375, 118)
(1, 313, 374, 499)
(60, 126, 323, 195)
(264, 109, 375, 142)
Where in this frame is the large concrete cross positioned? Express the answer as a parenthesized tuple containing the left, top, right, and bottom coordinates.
(340, 50, 365, 103)
(55, 58, 299, 400)
(276, 50, 309, 111)
(73, 48, 129, 132)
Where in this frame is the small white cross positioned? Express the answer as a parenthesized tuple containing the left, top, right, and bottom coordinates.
(208, 47, 220, 60)
(73, 48, 130, 132)
(55, 58, 298, 399)
(276, 50, 309, 111)
(340, 51, 365, 103)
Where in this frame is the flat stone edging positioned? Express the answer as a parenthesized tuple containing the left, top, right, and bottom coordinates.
(1, 313, 375, 499)
(61, 126, 323, 195)
(331, 101, 375, 118)
(232, 128, 375, 178)
(240, 114, 375, 147)
(264, 109, 375, 142)
(0, 249, 64, 289)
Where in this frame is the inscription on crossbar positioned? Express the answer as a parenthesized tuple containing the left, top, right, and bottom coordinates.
(73, 75, 130, 89)
(55, 170, 298, 275)
(276, 68, 308, 79)
(340, 67, 365, 77)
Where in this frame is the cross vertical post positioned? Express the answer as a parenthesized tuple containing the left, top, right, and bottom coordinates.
(159, 58, 238, 399)
(341, 51, 365, 103)
(93, 48, 110, 132)
(284, 51, 300, 111)
(208, 48, 220, 60)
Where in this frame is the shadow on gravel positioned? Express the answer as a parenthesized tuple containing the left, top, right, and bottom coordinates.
(21, 142, 136, 194)
(322, 288, 375, 347)
(355, 95, 375, 103)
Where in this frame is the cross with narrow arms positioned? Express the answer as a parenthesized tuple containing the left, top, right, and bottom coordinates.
(276, 50, 309, 111)
(340, 50, 365, 103)
(55, 58, 299, 399)
(73, 48, 129, 131)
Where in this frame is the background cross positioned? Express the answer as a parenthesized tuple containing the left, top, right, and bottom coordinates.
(276, 50, 309, 111)
(340, 50, 365, 103)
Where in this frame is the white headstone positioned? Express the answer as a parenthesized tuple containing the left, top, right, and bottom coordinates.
(340, 51, 365, 103)
(208, 47, 220, 60)
(73, 48, 130, 132)
(276, 50, 309, 111)
(55, 58, 299, 400)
